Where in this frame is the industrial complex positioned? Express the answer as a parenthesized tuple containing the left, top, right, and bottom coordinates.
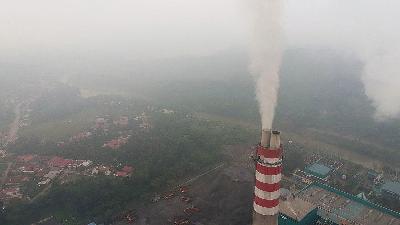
(283, 182, 400, 225)
(381, 182, 400, 201)
(304, 163, 332, 180)
(251, 130, 400, 225)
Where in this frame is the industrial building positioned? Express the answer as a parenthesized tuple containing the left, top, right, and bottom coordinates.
(381, 181, 400, 200)
(304, 163, 332, 179)
(281, 183, 400, 225)
(251, 131, 400, 225)
(279, 196, 318, 225)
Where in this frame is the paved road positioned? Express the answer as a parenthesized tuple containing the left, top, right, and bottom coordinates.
(30, 216, 54, 225)
(176, 163, 225, 188)
(30, 183, 53, 203)
(3, 102, 22, 149)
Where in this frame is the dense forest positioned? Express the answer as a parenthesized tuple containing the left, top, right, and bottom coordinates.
(66, 48, 400, 145)
(14, 47, 398, 164)
(71, 48, 399, 164)
(148, 49, 400, 164)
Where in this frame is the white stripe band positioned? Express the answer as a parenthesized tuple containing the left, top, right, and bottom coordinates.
(259, 156, 281, 164)
(254, 187, 280, 200)
(254, 203, 279, 216)
(255, 171, 281, 184)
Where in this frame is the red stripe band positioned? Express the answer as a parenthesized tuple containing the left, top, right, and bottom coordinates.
(257, 146, 282, 159)
(256, 164, 282, 175)
(255, 180, 280, 192)
(254, 196, 279, 208)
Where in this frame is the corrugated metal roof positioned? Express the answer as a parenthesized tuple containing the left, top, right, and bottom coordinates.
(382, 181, 400, 196)
(298, 182, 400, 225)
(280, 197, 316, 221)
(305, 163, 332, 178)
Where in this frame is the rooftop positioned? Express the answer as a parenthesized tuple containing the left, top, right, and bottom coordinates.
(17, 154, 35, 162)
(382, 181, 400, 196)
(122, 166, 134, 173)
(48, 156, 73, 168)
(298, 183, 400, 225)
(279, 197, 316, 221)
(305, 163, 332, 179)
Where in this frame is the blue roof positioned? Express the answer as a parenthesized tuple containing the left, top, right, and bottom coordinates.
(88, 223, 96, 225)
(305, 163, 332, 178)
(382, 181, 400, 196)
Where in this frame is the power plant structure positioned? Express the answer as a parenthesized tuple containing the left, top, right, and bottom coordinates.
(250, 130, 400, 225)
(252, 129, 282, 225)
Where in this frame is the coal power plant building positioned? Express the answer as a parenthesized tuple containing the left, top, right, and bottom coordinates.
(278, 195, 318, 225)
(381, 181, 400, 200)
(251, 130, 400, 225)
(277, 183, 400, 225)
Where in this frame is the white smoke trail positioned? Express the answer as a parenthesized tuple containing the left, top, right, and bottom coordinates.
(362, 49, 400, 120)
(248, 0, 284, 129)
(357, 10, 400, 120)
(284, 0, 400, 121)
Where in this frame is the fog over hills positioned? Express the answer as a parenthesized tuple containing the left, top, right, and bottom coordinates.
(1, 1, 400, 224)
(93, 48, 400, 160)
(22, 49, 400, 140)
(1, 47, 399, 165)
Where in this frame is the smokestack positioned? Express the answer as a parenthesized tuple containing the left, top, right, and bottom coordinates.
(260, 129, 271, 147)
(253, 129, 282, 225)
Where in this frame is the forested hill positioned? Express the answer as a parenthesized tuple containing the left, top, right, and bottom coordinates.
(276, 49, 400, 153)
(78, 47, 400, 162)
(278, 48, 370, 130)
(4, 47, 400, 161)
(100, 48, 399, 152)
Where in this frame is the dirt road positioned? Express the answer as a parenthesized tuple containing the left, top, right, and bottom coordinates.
(0, 162, 12, 186)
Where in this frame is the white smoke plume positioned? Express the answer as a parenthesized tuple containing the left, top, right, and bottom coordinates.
(362, 50, 400, 120)
(284, 0, 400, 121)
(357, 11, 400, 120)
(248, 0, 284, 129)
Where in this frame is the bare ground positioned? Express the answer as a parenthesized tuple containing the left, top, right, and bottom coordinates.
(125, 145, 256, 225)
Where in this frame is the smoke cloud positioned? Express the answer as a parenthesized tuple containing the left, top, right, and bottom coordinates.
(284, 0, 400, 120)
(248, 0, 284, 129)
(347, 0, 400, 120)
(362, 50, 400, 120)
(358, 18, 400, 120)
(247, 0, 400, 123)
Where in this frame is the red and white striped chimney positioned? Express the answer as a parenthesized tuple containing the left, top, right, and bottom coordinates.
(252, 129, 282, 225)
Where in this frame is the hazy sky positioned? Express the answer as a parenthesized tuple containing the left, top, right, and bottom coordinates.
(0, 0, 245, 60)
(1, 0, 398, 58)
(1, 0, 399, 118)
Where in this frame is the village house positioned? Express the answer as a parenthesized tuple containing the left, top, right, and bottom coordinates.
(114, 165, 134, 178)
(2, 187, 23, 199)
(16, 154, 36, 163)
(113, 116, 129, 127)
